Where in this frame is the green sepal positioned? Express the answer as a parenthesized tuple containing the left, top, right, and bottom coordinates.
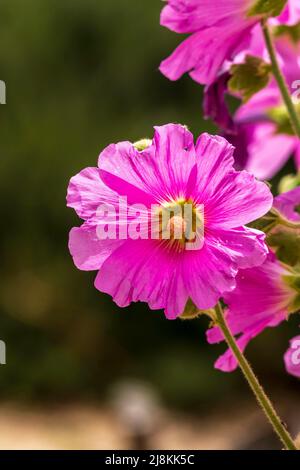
(268, 104, 296, 136)
(250, 202, 300, 236)
(247, 0, 287, 19)
(283, 272, 300, 294)
(180, 299, 214, 320)
(228, 55, 272, 102)
(133, 138, 152, 151)
(250, 209, 279, 234)
(283, 269, 300, 314)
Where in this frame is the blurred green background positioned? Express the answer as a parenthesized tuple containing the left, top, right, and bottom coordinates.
(0, 0, 298, 421)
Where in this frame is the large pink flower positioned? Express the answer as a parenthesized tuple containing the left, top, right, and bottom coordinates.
(67, 124, 272, 319)
(159, 0, 296, 86)
(207, 254, 299, 371)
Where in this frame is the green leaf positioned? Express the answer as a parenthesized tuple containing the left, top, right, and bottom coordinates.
(247, 0, 288, 18)
(250, 210, 279, 234)
(228, 55, 272, 102)
(267, 104, 296, 135)
(267, 102, 300, 137)
(268, 229, 300, 266)
(274, 23, 300, 44)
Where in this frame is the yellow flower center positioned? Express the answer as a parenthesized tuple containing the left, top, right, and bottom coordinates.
(157, 198, 204, 250)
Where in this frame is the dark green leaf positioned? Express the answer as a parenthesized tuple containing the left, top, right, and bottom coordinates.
(228, 55, 272, 102)
(274, 23, 300, 44)
(268, 229, 300, 266)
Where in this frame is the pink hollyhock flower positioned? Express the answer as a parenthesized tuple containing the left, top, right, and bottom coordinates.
(207, 253, 300, 372)
(159, 0, 295, 86)
(284, 334, 300, 378)
(205, 25, 300, 179)
(233, 30, 300, 179)
(229, 104, 300, 180)
(67, 124, 272, 319)
(273, 186, 300, 222)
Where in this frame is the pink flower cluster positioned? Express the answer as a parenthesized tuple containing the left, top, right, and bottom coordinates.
(160, 0, 300, 180)
(158, 0, 300, 377)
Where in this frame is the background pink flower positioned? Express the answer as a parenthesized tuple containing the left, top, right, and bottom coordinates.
(205, 25, 300, 180)
(232, 28, 300, 179)
(284, 334, 300, 378)
(159, 0, 295, 86)
(207, 254, 298, 372)
(160, 0, 258, 85)
(274, 186, 300, 222)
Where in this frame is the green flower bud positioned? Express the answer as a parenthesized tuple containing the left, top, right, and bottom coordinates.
(133, 139, 152, 152)
(278, 174, 300, 194)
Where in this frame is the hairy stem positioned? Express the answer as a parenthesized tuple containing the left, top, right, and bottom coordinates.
(214, 303, 298, 450)
(261, 20, 300, 139)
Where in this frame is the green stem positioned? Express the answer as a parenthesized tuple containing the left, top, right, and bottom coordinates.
(261, 20, 300, 139)
(214, 303, 298, 451)
(279, 218, 300, 230)
(272, 208, 300, 230)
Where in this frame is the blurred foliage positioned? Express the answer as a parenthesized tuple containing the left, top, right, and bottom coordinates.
(0, 0, 298, 410)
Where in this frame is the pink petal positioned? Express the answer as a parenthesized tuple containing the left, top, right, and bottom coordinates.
(223, 256, 290, 318)
(68, 226, 124, 271)
(182, 242, 238, 311)
(98, 142, 156, 206)
(245, 123, 297, 180)
(207, 254, 289, 371)
(183, 226, 267, 311)
(160, 0, 251, 33)
(194, 133, 235, 198)
(205, 170, 273, 229)
(209, 226, 268, 269)
(212, 315, 284, 372)
(236, 88, 280, 122)
(98, 125, 196, 203)
(152, 124, 196, 198)
(94, 239, 189, 319)
(67, 167, 120, 220)
(274, 186, 300, 222)
(213, 321, 270, 372)
(160, 22, 254, 85)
